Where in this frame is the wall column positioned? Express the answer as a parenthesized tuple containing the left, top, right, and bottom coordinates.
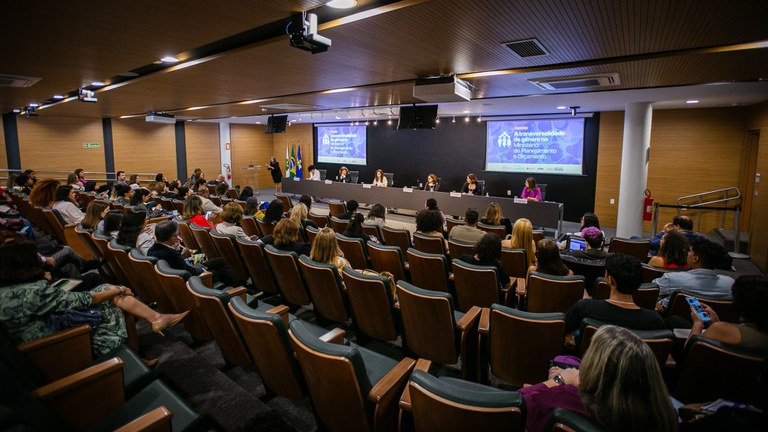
(102, 118, 115, 180)
(174, 121, 187, 182)
(219, 123, 233, 187)
(616, 102, 653, 238)
(3, 113, 21, 170)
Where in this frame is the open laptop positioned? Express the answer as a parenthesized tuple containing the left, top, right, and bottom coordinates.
(565, 236, 587, 253)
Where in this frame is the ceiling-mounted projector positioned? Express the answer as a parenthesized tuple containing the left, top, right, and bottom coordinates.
(288, 12, 331, 54)
(146, 113, 176, 124)
(78, 88, 98, 103)
(413, 75, 472, 102)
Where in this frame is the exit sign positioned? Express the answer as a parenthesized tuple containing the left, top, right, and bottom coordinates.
(83, 142, 101, 148)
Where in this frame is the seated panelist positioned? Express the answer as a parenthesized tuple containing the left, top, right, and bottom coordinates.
(372, 169, 388, 187)
(308, 164, 321, 181)
(423, 173, 439, 192)
(336, 166, 352, 183)
(521, 176, 542, 201)
(461, 173, 482, 196)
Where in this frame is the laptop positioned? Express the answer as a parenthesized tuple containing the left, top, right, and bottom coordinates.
(566, 236, 587, 253)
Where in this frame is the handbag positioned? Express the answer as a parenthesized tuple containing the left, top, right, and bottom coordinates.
(48, 307, 103, 332)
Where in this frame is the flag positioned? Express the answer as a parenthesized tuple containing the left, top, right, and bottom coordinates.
(296, 146, 303, 178)
(285, 142, 290, 178)
(289, 145, 297, 178)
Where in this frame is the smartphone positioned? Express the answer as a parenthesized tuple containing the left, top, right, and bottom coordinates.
(686, 297, 711, 324)
(205, 211, 213, 220)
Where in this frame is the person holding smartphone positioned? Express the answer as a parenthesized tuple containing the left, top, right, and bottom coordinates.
(688, 275, 768, 351)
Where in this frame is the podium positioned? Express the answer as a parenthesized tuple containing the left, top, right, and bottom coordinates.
(240, 164, 262, 197)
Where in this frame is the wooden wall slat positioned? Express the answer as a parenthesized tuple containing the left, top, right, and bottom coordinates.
(16, 116, 105, 178)
(0, 118, 6, 170)
(746, 101, 768, 271)
(112, 119, 176, 182)
(230, 124, 274, 191)
(185, 122, 221, 181)
(593, 111, 624, 228)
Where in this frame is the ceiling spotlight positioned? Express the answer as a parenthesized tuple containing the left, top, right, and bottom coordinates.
(464, 116, 470, 122)
(373, 120, 378, 125)
(365, 120, 370, 126)
(161, 56, 179, 63)
(90, 81, 105, 87)
(569, 106, 580, 116)
(326, 0, 357, 8)
(12, 108, 21, 114)
(387, 119, 392, 125)
(476, 116, 482, 122)
(557, 106, 567, 110)
(52, 94, 64, 100)
(452, 116, 456, 123)
(686, 100, 699, 104)
(335, 112, 340, 119)
(435, 118, 440, 124)
(28, 103, 39, 108)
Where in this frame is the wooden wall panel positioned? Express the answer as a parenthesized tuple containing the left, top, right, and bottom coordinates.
(273, 123, 314, 179)
(0, 118, 6, 170)
(185, 122, 221, 181)
(230, 123, 273, 191)
(595, 108, 747, 235)
(746, 101, 768, 271)
(16, 116, 105, 180)
(112, 119, 177, 182)
(593, 111, 624, 228)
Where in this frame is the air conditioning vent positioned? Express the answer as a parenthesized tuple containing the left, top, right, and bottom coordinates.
(0, 74, 41, 88)
(529, 73, 620, 90)
(503, 38, 548, 58)
(259, 103, 320, 111)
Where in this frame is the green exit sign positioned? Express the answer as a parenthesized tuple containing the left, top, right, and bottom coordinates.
(83, 142, 101, 149)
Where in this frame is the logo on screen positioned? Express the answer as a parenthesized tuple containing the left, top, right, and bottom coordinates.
(498, 132, 512, 148)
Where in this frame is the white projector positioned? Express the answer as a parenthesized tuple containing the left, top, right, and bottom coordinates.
(413, 75, 472, 102)
(146, 114, 176, 124)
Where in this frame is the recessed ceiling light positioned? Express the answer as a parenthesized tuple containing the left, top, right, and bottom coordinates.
(12, 109, 21, 113)
(91, 81, 105, 87)
(326, 0, 357, 8)
(557, 106, 567, 110)
(686, 100, 699, 104)
(462, 110, 470, 113)
(28, 103, 39, 107)
(52, 95, 64, 100)
(161, 56, 179, 63)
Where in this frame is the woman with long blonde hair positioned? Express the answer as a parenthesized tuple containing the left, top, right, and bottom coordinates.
(503, 218, 537, 267)
(480, 202, 512, 235)
(309, 227, 351, 273)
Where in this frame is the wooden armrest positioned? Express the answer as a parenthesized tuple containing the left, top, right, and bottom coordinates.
(114, 406, 173, 432)
(456, 306, 481, 332)
(32, 358, 126, 431)
(478, 307, 490, 335)
(199, 271, 214, 288)
(18, 325, 93, 381)
(516, 278, 526, 293)
(266, 305, 290, 327)
(393, 301, 400, 310)
(368, 357, 416, 403)
(225, 286, 247, 300)
(319, 328, 346, 344)
(399, 359, 432, 412)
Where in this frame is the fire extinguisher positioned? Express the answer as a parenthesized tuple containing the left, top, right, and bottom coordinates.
(643, 189, 654, 221)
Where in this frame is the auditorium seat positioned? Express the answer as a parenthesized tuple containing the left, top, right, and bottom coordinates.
(186, 276, 252, 368)
(383, 172, 394, 186)
(412, 232, 447, 255)
(407, 248, 451, 294)
(477, 223, 506, 238)
(641, 262, 685, 283)
(42, 208, 92, 259)
(526, 272, 585, 313)
(451, 259, 502, 311)
(403, 370, 524, 432)
(107, 240, 153, 302)
(327, 201, 347, 217)
(154, 261, 213, 341)
(189, 224, 220, 259)
(362, 224, 383, 243)
(381, 226, 412, 256)
(92, 232, 129, 285)
(176, 220, 201, 251)
(209, 231, 249, 285)
(396, 281, 480, 380)
(501, 248, 529, 279)
(479, 305, 565, 387)
(298, 255, 350, 325)
(367, 242, 409, 284)
(666, 292, 739, 323)
(289, 319, 415, 432)
(547, 408, 603, 432)
(264, 244, 311, 307)
(342, 267, 400, 343)
(592, 278, 660, 310)
(577, 318, 673, 369)
(532, 230, 546, 244)
(236, 238, 279, 299)
(445, 217, 463, 233)
(608, 237, 651, 262)
(447, 239, 474, 260)
(256, 217, 275, 236)
(75, 225, 104, 263)
(561, 254, 605, 296)
(305, 225, 319, 244)
(329, 216, 350, 234)
(276, 194, 293, 211)
(241, 215, 261, 237)
(335, 233, 369, 269)
(308, 212, 330, 229)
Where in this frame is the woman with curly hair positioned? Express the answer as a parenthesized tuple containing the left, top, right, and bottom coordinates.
(458, 233, 511, 289)
(647, 229, 689, 269)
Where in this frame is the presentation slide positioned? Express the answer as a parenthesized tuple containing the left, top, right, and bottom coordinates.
(316, 125, 367, 165)
(485, 118, 585, 175)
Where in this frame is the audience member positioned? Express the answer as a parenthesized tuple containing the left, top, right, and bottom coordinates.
(80, 200, 109, 232)
(688, 275, 768, 351)
(115, 170, 127, 185)
(244, 198, 261, 217)
(336, 199, 358, 220)
(650, 214, 698, 255)
(52, 185, 85, 225)
(363, 204, 387, 228)
(519, 325, 676, 432)
(480, 202, 512, 235)
(310, 227, 351, 273)
(564, 253, 665, 334)
(655, 237, 734, 310)
(100, 210, 124, 238)
(196, 185, 222, 213)
(214, 203, 251, 239)
(183, 195, 212, 229)
(28, 179, 59, 207)
(458, 233, 511, 289)
(215, 182, 229, 198)
(299, 195, 313, 212)
(239, 186, 254, 201)
(448, 208, 485, 244)
(503, 218, 537, 267)
(128, 174, 141, 190)
(269, 219, 311, 256)
(568, 226, 606, 260)
(13, 174, 34, 195)
(648, 229, 689, 268)
(529, 239, 573, 276)
(129, 188, 152, 213)
(0, 237, 188, 357)
(288, 202, 316, 233)
(425, 198, 446, 228)
(66, 173, 83, 191)
(263, 199, 285, 225)
(113, 183, 134, 206)
(342, 213, 376, 244)
(74, 168, 87, 187)
(116, 211, 154, 255)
